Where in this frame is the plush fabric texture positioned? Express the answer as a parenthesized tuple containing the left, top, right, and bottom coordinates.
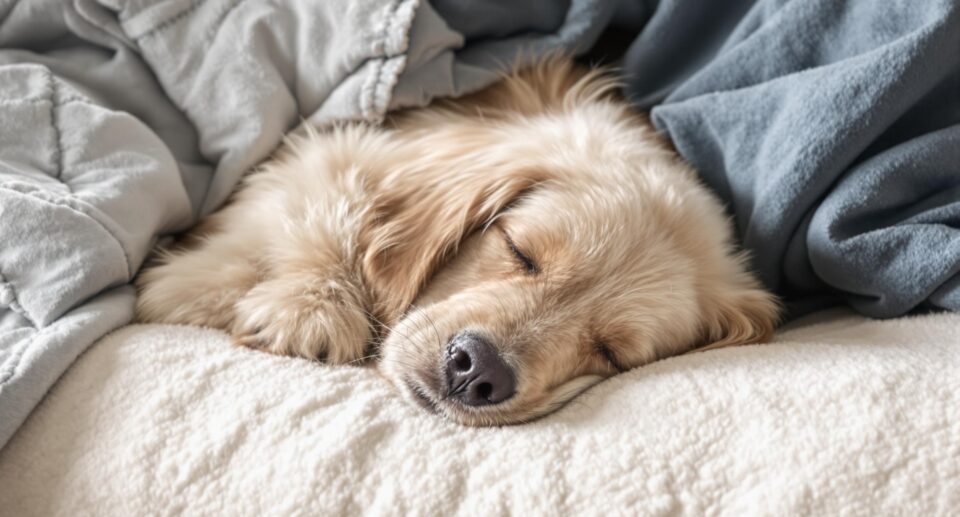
(619, 0, 960, 317)
(1, 310, 958, 515)
(0, 0, 614, 449)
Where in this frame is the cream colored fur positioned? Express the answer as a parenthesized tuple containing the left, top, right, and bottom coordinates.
(136, 59, 779, 425)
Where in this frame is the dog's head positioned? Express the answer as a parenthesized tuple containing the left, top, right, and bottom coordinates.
(364, 61, 779, 425)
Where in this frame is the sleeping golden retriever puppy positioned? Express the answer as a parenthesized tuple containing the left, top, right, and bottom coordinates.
(136, 58, 779, 425)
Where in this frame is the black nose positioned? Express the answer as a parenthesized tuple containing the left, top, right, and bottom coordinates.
(444, 331, 516, 406)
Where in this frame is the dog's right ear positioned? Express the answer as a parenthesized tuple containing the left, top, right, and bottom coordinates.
(359, 166, 547, 322)
(697, 282, 781, 351)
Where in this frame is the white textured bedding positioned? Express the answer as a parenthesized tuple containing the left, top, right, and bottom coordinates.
(0, 309, 958, 515)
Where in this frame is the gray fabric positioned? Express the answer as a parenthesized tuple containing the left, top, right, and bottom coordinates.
(432, 0, 571, 40)
(0, 0, 612, 449)
(622, 0, 960, 317)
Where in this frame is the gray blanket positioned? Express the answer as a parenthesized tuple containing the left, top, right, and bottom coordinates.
(620, 0, 960, 317)
(0, 0, 611, 448)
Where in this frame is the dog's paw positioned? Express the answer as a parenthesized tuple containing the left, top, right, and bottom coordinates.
(231, 278, 373, 364)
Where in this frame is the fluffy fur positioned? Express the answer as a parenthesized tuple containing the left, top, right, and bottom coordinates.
(136, 59, 780, 425)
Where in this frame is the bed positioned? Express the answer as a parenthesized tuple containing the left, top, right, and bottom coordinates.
(1, 309, 957, 515)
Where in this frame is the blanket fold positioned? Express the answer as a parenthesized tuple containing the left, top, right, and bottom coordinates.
(622, 0, 960, 317)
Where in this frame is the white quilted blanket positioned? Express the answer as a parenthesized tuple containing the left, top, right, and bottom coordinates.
(1, 310, 958, 515)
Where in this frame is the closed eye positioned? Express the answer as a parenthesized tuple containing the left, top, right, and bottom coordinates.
(504, 233, 539, 275)
(595, 341, 626, 373)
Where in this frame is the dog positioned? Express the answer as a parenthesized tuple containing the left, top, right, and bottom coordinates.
(136, 58, 779, 426)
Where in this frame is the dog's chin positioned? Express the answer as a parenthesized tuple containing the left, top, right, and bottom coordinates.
(383, 359, 605, 426)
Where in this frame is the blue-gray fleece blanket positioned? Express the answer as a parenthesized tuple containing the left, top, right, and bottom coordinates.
(1, 0, 958, 449)
(620, 0, 960, 317)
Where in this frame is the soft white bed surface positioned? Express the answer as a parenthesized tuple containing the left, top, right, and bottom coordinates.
(1, 310, 958, 515)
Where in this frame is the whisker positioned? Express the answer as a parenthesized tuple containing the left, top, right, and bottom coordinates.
(345, 353, 381, 365)
(410, 303, 445, 349)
